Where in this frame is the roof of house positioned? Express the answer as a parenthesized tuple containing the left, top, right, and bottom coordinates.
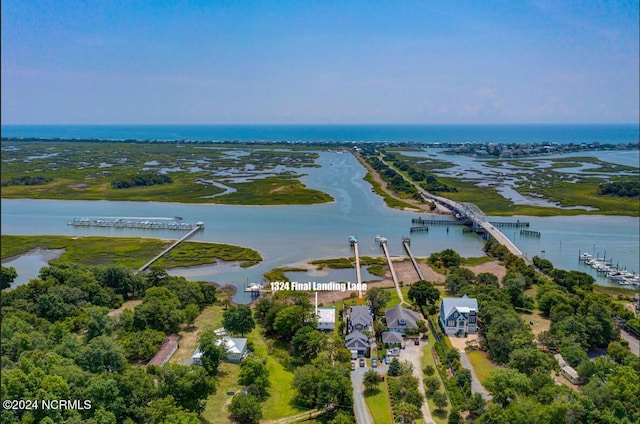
(316, 307, 336, 324)
(147, 334, 180, 366)
(345, 330, 369, 348)
(385, 304, 421, 329)
(440, 295, 479, 320)
(193, 336, 248, 359)
(381, 331, 404, 344)
(349, 305, 372, 327)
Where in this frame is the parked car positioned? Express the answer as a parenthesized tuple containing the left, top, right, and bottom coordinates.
(351, 362, 356, 371)
(414, 339, 419, 345)
(359, 358, 365, 367)
(372, 358, 377, 368)
(384, 356, 390, 364)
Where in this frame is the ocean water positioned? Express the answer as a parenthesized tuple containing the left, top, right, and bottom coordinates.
(2, 124, 639, 144)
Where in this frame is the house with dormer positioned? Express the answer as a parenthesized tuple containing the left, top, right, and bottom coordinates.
(345, 330, 369, 356)
(348, 305, 373, 332)
(385, 304, 421, 333)
(439, 295, 478, 336)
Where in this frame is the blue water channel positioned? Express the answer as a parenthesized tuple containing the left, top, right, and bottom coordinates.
(2, 150, 638, 302)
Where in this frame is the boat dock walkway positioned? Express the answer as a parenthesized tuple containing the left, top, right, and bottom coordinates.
(402, 239, 425, 281)
(136, 223, 204, 274)
(351, 237, 364, 304)
(379, 238, 407, 305)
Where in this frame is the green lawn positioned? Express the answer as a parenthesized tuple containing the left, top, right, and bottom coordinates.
(201, 362, 242, 424)
(365, 385, 393, 424)
(466, 350, 503, 385)
(249, 328, 303, 420)
(201, 326, 302, 423)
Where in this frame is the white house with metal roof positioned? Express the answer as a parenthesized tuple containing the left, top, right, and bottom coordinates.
(439, 295, 478, 336)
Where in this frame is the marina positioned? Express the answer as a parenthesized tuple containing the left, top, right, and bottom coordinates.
(579, 251, 640, 287)
(68, 217, 199, 230)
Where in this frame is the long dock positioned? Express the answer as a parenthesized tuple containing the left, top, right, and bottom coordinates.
(68, 217, 197, 230)
(402, 239, 425, 281)
(380, 239, 406, 305)
(136, 223, 204, 274)
(352, 239, 364, 304)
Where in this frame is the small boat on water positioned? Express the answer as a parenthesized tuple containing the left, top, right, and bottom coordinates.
(174, 216, 183, 220)
(244, 283, 264, 292)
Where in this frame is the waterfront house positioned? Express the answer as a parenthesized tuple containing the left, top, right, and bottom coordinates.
(439, 295, 478, 336)
(385, 304, 421, 333)
(192, 336, 248, 364)
(147, 334, 180, 367)
(348, 305, 373, 332)
(316, 307, 336, 331)
(345, 330, 369, 356)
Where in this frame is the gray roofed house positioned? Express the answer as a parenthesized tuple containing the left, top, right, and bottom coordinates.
(345, 330, 369, 356)
(381, 331, 404, 346)
(385, 304, 421, 333)
(349, 305, 373, 332)
(439, 295, 478, 336)
(193, 336, 248, 364)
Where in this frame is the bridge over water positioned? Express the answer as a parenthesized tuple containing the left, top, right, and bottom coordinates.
(373, 154, 525, 259)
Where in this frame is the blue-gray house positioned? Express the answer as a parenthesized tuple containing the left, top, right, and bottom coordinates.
(439, 295, 478, 336)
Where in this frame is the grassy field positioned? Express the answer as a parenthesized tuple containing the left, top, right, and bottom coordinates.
(197, 311, 302, 422)
(365, 385, 394, 424)
(169, 303, 226, 366)
(462, 256, 495, 266)
(249, 328, 302, 420)
(520, 311, 551, 337)
(1, 235, 261, 269)
(201, 361, 242, 424)
(466, 350, 503, 385)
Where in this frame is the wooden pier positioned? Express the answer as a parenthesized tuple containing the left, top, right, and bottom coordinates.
(351, 238, 364, 304)
(410, 226, 429, 234)
(136, 223, 205, 274)
(520, 229, 541, 238)
(379, 238, 406, 305)
(489, 221, 530, 228)
(402, 238, 425, 281)
(412, 218, 468, 226)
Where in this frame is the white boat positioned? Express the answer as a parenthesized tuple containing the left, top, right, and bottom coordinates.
(244, 283, 264, 292)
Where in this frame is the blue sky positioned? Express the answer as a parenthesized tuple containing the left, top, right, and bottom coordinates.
(2, 0, 638, 124)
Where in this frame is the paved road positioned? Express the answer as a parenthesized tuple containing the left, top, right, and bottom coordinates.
(399, 342, 436, 424)
(621, 329, 640, 357)
(351, 363, 374, 424)
(458, 350, 492, 401)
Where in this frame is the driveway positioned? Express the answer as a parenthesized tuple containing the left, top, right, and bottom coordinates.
(399, 342, 436, 424)
(351, 363, 374, 424)
(458, 350, 492, 401)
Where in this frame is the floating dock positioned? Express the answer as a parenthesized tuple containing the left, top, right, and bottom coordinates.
(68, 217, 200, 230)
